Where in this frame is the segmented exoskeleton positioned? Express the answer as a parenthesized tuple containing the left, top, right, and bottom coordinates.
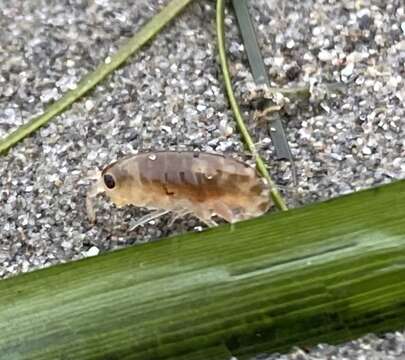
(86, 151, 271, 229)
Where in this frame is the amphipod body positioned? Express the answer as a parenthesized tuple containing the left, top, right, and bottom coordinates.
(86, 151, 271, 228)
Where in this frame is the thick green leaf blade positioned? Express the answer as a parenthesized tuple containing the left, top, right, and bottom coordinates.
(0, 181, 404, 359)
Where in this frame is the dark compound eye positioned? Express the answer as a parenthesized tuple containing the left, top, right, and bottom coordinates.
(103, 174, 116, 189)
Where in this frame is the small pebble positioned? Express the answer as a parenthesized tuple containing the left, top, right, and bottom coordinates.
(83, 246, 100, 257)
(341, 63, 354, 77)
(40, 88, 59, 102)
(85, 100, 95, 111)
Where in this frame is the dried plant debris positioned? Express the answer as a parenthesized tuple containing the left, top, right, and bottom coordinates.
(0, 0, 404, 358)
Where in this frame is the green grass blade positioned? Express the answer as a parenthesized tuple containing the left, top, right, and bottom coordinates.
(231, 0, 270, 85)
(231, 0, 293, 162)
(0, 0, 192, 155)
(216, 0, 288, 211)
(1, 180, 404, 359)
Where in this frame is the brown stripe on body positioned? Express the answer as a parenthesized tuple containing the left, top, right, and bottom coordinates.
(106, 151, 270, 212)
(160, 152, 260, 204)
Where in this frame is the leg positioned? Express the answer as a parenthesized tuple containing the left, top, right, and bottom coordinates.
(191, 207, 218, 228)
(195, 216, 218, 228)
(210, 202, 236, 224)
(84, 169, 101, 181)
(168, 209, 192, 227)
(86, 180, 104, 224)
(129, 209, 171, 231)
(212, 202, 242, 232)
